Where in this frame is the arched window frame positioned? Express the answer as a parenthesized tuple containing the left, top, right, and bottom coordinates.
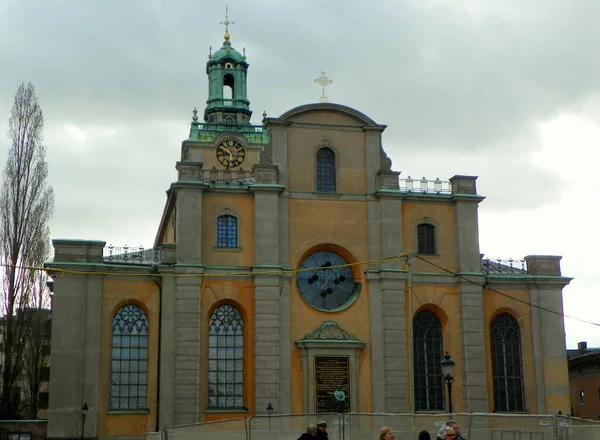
(216, 214, 238, 248)
(208, 303, 244, 409)
(315, 146, 337, 193)
(110, 304, 149, 411)
(417, 223, 436, 255)
(413, 309, 444, 411)
(490, 312, 526, 412)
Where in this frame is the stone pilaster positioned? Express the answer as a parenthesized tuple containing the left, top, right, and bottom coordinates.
(173, 182, 205, 265)
(251, 181, 284, 413)
(363, 125, 387, 193)
(253, 274, 282, 413)
(47, 240, 105, 439)
(525, 255, 572, 413)
(158, 267, 176, 429)
(449, 176, 489, 412)
(456, 279, 489, 412)
(278, 279, 292, 414)
(381, 276, 409, 413)
(172, 269, 203, 425)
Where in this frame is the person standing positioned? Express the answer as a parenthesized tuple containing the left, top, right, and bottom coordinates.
(298, 425, 318, 440)
(378, 427, 395, 440)
(316, 421, 328, 440)
(447, 421, 465, 440)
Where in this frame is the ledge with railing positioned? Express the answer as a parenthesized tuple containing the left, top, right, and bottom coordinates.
(104, 245, 162, 265)
(482, 257, 527, 275)
(399, 176, 452, 194)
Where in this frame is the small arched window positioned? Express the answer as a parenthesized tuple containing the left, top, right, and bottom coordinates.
(413, 310, 444, 411)
(110, 304, 149, 410)
(208, 304, 244, 408)
(217, 215, 237, 248)
(316, 147, 336, 193)
(491, 313, 526, 412)
(417, 223, 435, 254)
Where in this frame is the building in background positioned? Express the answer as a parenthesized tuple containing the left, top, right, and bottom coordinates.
(0, 308, 51, 420)
(568, 341, 600, 419)
(45, 20, 573, 440)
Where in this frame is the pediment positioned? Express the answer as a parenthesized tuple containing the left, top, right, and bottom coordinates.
(296, 321, 366, 347)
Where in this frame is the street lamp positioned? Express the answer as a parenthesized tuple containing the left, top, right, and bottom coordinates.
(266, 403, 274, 437)
(440, 352, 456, 413)
(80, 403, 88, 440)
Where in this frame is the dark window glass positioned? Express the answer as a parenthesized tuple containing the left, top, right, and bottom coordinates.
(38, 392, 49, 409)
(417, 223, 435, 254)
(110, 304, 149, 410)
(413, 310, 444, 411)
(217, 215, 237, 248)
(491, 313, 526, 412)
(208, 304, 244, 409)
(316, 147, 336, 193)
(40, 367, 50, 382)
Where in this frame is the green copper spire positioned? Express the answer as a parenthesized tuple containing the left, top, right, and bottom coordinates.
(204, 6, 252, 125)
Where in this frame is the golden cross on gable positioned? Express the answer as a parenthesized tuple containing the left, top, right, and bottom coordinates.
(314, 71, 333, 103)
(220, 5, 234, 33)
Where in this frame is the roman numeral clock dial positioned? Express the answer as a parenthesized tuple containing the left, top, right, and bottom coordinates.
(216, 140, 245, 168)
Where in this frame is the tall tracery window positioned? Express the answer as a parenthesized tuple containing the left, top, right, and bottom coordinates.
(413, 310, 444, 411)
(111, 304, 148, 410)
(316, 147, 336, 193)
(417, 223, 435, 254)
(491, 313, 526, 412)
(217, 215, 237, 248)
(208, 304, 244, 408)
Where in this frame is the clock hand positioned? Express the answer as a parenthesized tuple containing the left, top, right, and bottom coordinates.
(218, 145, 234, 161)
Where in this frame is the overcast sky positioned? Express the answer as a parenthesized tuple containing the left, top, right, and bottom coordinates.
(1, 0, 599, 348)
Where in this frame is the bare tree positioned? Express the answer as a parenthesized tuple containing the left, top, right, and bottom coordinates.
(0, 82, 54, 419)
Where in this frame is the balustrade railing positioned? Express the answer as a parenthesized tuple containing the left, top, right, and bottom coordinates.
(197, 122, 265, 133)
(104, 245, 162, 264)
(482, 257, 527, 274)
(399, 176, 451, 194)
(199, 167, 255, 184)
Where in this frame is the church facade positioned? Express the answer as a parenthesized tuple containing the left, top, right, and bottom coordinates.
(46, 25, 572, 440)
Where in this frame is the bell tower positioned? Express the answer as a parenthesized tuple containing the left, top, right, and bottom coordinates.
(204, 7, 252, 125)
(183, 7, 267, 167)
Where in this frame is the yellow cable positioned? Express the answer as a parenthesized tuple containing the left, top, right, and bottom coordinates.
(1, 253, 408, 279)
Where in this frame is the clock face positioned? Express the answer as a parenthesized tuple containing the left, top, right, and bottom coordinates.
(297, 250, 360, 312)
(216, 140, 245, 168)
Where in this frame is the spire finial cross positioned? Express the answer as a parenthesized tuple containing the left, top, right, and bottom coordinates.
(220, 5, 234, 33)
(314, 71, 333, 103)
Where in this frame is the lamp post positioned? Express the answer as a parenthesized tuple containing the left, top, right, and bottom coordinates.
(440, 352, 456, 413)
(80, 403, 89, 440)
(266, 403, 274, 438)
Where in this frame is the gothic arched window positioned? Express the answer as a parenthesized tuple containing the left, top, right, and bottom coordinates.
(491, 313, 526, 412)
(417, 223, 436, 254)
(316, 147, 336, 193)
(217, 215, 237, 248)
(110, 304, 148, 410)
(413, 310, 444, 411)
(208, 304, 244, 409)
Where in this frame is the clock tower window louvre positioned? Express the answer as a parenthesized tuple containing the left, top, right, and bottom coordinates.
(316, 147, 336, 193)
(217, 215, 238, 248)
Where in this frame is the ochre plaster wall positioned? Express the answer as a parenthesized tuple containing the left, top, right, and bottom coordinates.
(288, 199, 372, 413)
(200, 280, 255, 421)
(483, 288, 537, 413)
(98, 279, 160, 438)
(202, 193, 255, 267)
(286, 112, 367, 195)
(402, 201, 458, 274)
